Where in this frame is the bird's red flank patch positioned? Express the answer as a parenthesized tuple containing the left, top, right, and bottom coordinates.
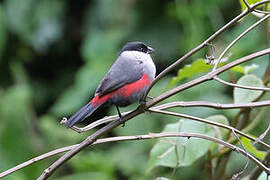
(90, 73, 150, 107)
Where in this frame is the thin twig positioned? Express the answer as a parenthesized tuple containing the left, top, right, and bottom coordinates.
(243, 0, 251, 9)
(253, 123, 270, 145)
(142, 7, 249, 101)
(213, 106, 270, 159)
(71, 100, 270, 133)
(37, 1, 270, 178)
(147, 108, 270, 149)
(146, 48, 270, 108)
(231, 130, 249, 179)
(248, 151, 270, 180)
(212, 14, 270, 70)
(1, 132, 270, 178)
(214, 76, 270, 91)
(154, 100, 270, 110)
(74, 100, 270, 133)
(37, 48, 270, 179)
(69, 112, 131, 133)
(37, 107, 143, 180)
(0, 145, 78, 178)
(142, 0, 270, 101)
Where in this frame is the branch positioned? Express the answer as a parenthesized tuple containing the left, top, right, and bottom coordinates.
(243, 0, 251, 9)
(253, 122, 270, 145)
(212, 14, 270, 70)
(37, 48, 270, 179)
(147, 108, 270, 149)
(146, 48, 270, 108)
(69, 112, 131, 133)
(231, 130, 249, 179)
(0, 145, 78, 178)
(142, 0, 270, 101)
(37, 2, 270, 177)
(214, 76, 270, 91)
(2, 132, 270, 178)
(248, 151, 270, 180)
(37, 107, 143, 179)
(69, 99, 270, 133)
(154, 100, 270, 110)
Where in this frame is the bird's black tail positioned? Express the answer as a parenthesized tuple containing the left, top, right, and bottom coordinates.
(65, 103, 101, 128)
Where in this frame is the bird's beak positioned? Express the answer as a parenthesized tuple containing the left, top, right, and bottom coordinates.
(147, 46, 154, 54)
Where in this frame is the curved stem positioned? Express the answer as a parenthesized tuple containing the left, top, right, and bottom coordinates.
(1, 132, 270, 178)
(214, 76, 270, 91)
(37, 1, 270, 178)
(142, 0, 270, 101)
(146, 48, 270, 108)
(141, 8, 250, 101)
(147, 108, 270, 149)
(212, 14, 270, 70)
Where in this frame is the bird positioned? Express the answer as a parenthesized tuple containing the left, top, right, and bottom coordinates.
(64, 42, 156, 128)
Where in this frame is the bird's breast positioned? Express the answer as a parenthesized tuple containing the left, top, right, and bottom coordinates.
(143, 58, 156, 82)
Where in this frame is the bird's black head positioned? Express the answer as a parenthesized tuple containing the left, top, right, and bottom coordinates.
(120, 42, 154, 54)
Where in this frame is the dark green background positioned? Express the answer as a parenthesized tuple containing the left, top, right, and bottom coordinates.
(0, 0, 269, 179)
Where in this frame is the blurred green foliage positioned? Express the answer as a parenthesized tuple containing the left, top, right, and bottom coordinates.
(148, 115, 228, 170)
(0, 0, 269, 179)
(234, 74, 263, 104)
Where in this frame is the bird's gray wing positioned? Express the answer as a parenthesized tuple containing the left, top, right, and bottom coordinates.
(95, 56, 144, 96)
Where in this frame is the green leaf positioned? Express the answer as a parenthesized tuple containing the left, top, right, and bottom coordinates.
(242, 172, 268, 180)
(205, 115, 229, 138)
(231, 65, 245, 74)
(257, 172, 268, 180)
(169, 58, 231, 85)
(148, 115, 229, 171)
(231, 64, 259, 74)
(170, 58, 259, 86)
(239, 0, 264, 12)
(148, 117, 224, 171)
(170, 59, 223, 85)
(234, 74, 263, 104)
(241, 136, 266, 160)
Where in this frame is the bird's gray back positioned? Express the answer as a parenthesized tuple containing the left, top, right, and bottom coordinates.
(95, 53, 144, 96)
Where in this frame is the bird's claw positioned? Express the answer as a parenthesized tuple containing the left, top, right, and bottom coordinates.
(139, 100, 146, 106)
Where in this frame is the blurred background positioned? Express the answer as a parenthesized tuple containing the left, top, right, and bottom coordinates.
(0, 0, 269, 179)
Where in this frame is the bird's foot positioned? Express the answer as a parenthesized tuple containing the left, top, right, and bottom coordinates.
(139, 100, 146, 106)
(139, 96, 153, 109)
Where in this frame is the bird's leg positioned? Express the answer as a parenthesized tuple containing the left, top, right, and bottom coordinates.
(116, 105, 125, 127)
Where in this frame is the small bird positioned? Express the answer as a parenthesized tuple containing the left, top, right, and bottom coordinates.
(65, 42, 156, 128)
